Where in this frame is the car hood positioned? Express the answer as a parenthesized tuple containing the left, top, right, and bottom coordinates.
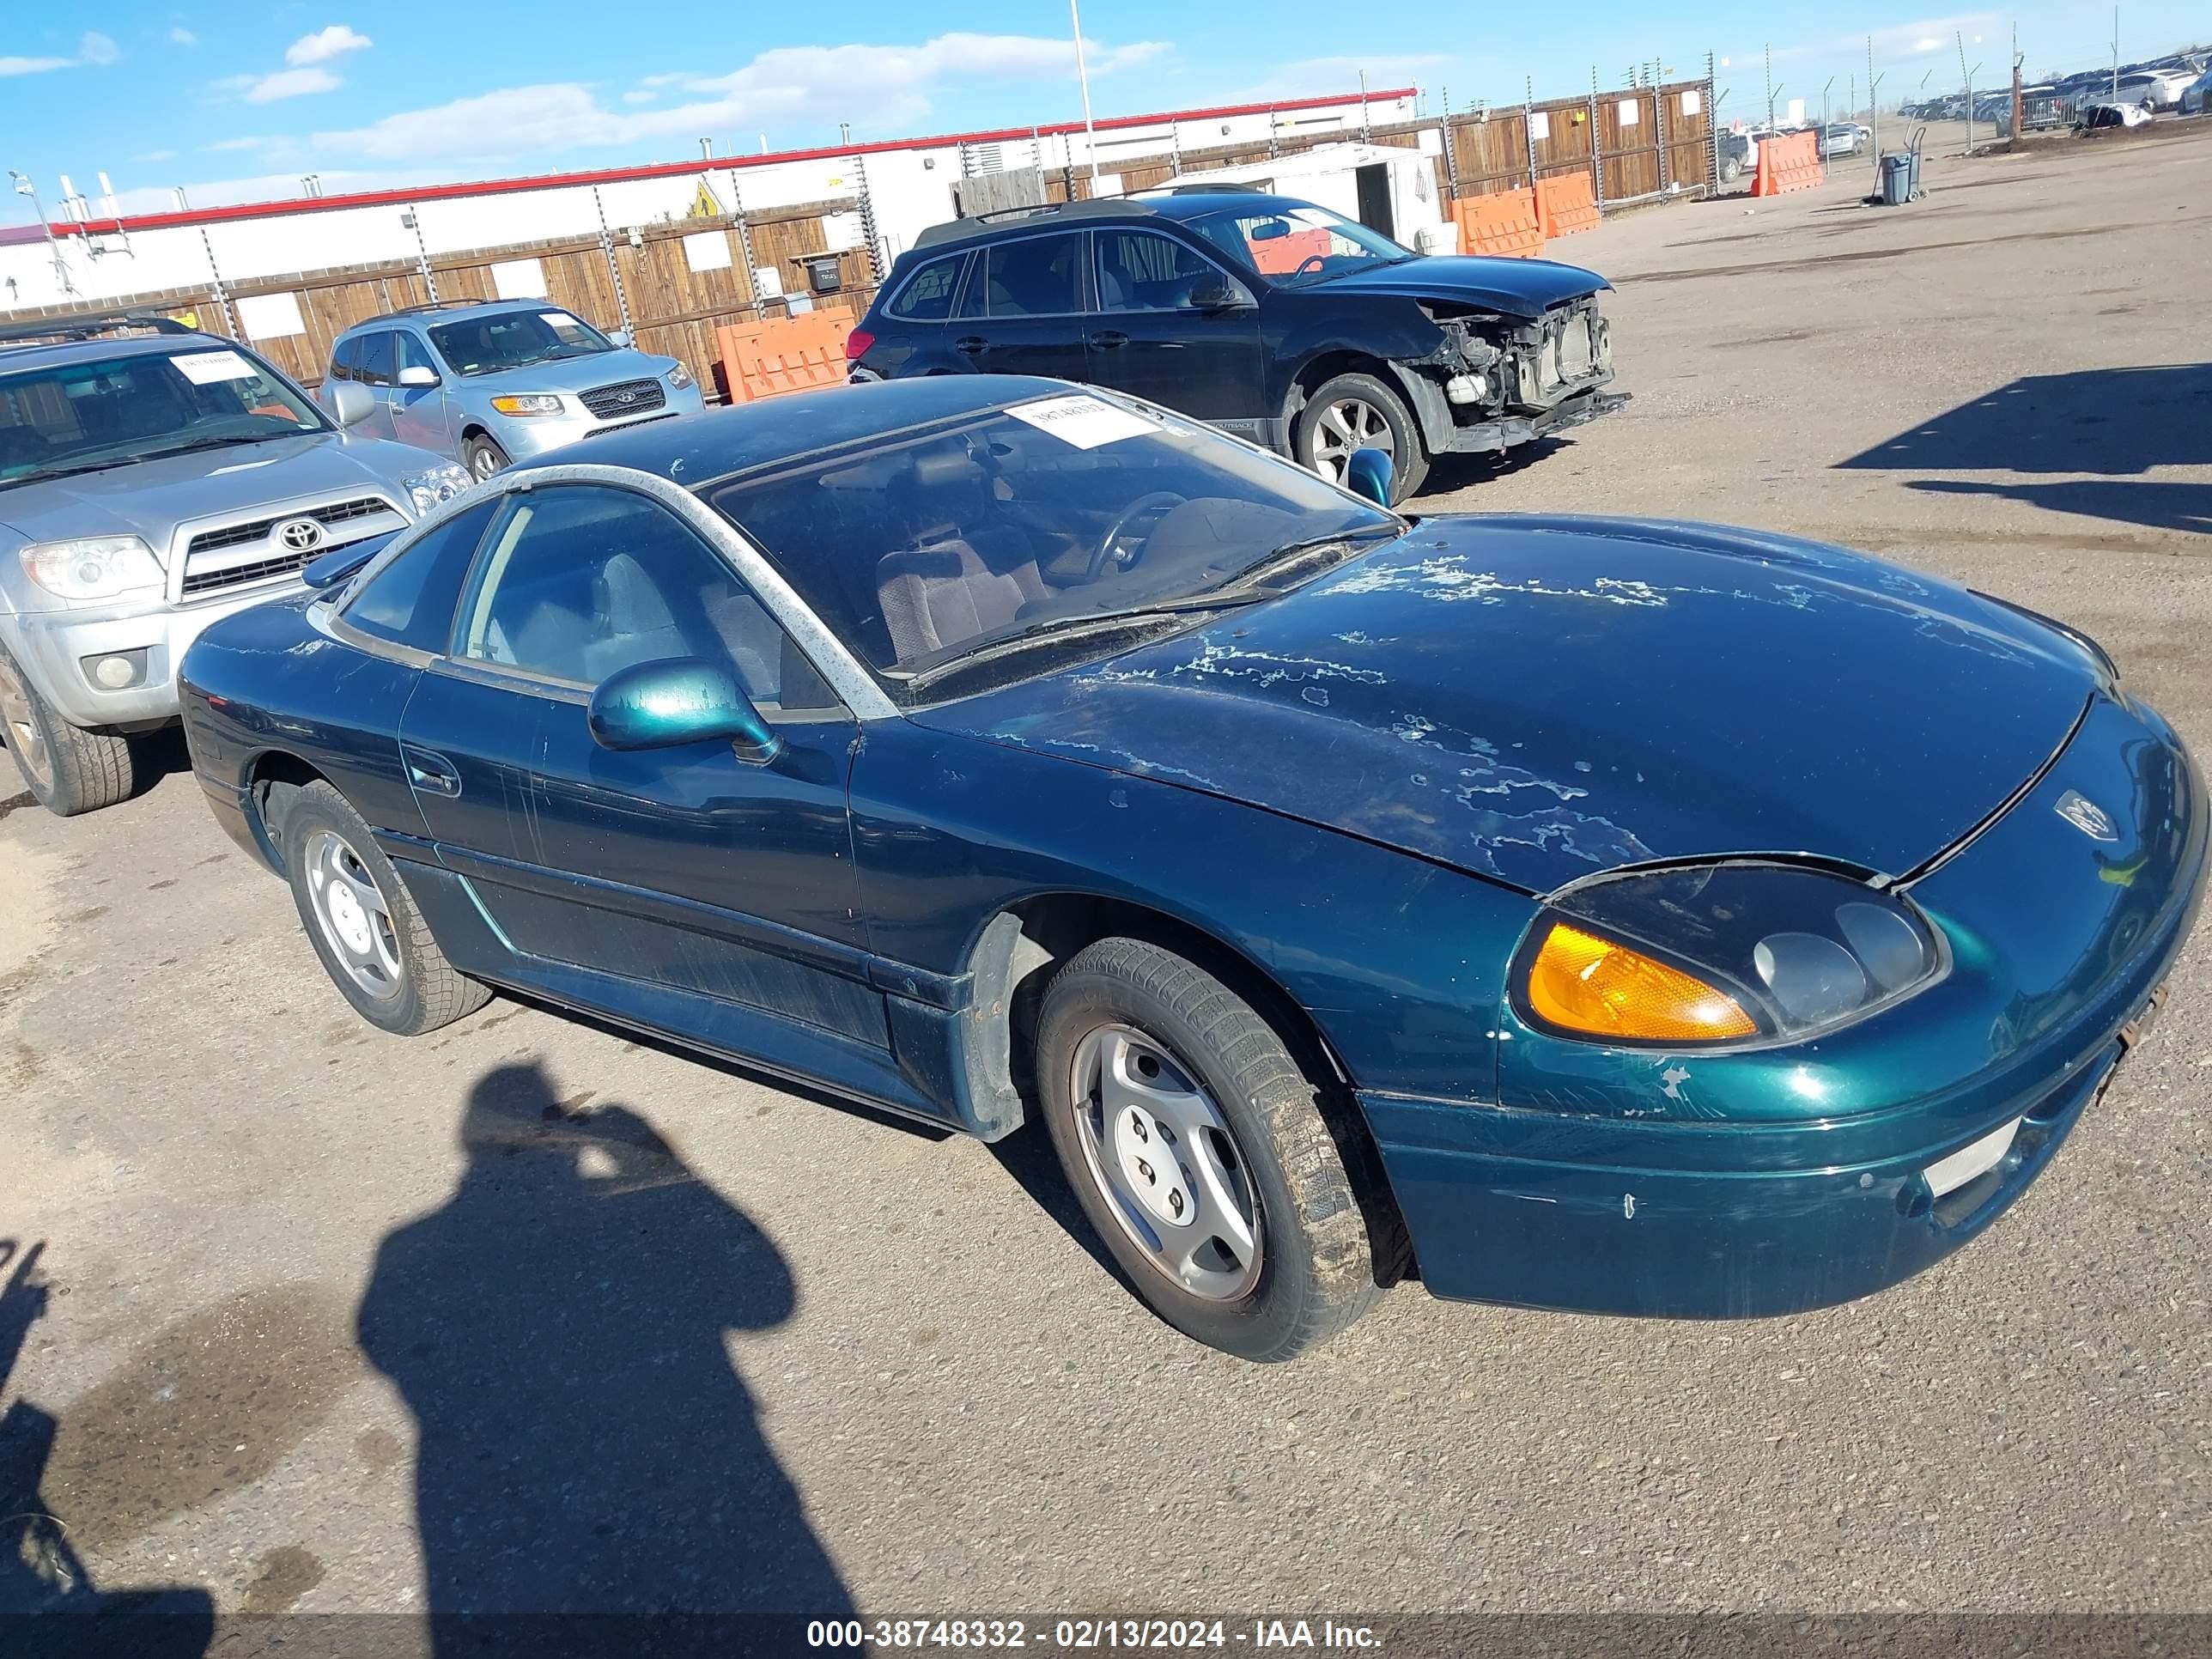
(1299, 255, 1609, 319)
(911, 515, 2100, 893)
(457, 349, 677, 396)
(0, 432, 437, 560)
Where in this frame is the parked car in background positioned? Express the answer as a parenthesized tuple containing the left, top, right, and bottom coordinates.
(0, 314, 465, 817)
(1819, 124, 1864, 156)
(848, 193, 1624, 502)
(319, 300, 704, 483)
(1717, 131, 1758, 183)
(2081, 100, 2155, 131)
(2182, 65, 2212, 114)
(178, 375, 2205, 1360)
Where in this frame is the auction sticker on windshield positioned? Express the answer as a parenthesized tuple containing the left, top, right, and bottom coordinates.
(1008, 394, 1158, 450)
(170, 349, 258, 385)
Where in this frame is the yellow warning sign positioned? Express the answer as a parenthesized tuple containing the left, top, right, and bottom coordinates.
(688, 179, 725, 219)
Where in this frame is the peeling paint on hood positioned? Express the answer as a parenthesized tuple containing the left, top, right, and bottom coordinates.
(909, 514, 2100, 892)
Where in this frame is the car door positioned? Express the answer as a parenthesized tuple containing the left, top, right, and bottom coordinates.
(388, 331, 454, 457)
(353, 330, 400, 441)
(1085, 226, 1265, 433)
(949, 229, 1092, 381)
(434, 482, 881, 1046)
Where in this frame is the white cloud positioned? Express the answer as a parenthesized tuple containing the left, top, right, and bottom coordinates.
(621, 89, 659, 105)
(0, 54, 74, 76)
(1231, 53, 1447, 100)
(170, 27, 198, 47)
(204, 136, 268, 153)
(285, 24, 372, 66)
(225, 65, 343, 102)
(79, 32, 118, 66)
(313, 32, 1170, 164)
(1, 32, 120, 74)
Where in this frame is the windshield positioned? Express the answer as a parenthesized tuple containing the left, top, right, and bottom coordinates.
(428, 309, 614, 376)
(709, 392, 1398, 690)
(1183, 202, 1418, 287)
(0, 345, 326, 486)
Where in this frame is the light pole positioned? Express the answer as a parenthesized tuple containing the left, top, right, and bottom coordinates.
(1069, 0, 1101, 185)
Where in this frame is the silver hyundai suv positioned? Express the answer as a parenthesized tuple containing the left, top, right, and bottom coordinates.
(0, 315, 470, 817)
(318, 300, 703, 482)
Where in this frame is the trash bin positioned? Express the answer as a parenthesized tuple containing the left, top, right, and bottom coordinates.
(1880, 152, 1915, 205)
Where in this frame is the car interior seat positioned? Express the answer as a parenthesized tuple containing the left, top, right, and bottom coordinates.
(873, 447, 1050, 659)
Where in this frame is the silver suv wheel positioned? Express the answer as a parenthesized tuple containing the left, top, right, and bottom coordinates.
(0, 656, 52, 793)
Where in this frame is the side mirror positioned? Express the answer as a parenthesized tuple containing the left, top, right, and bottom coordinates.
(330, 381, 376, 428)
(396, 364, 440, 388)
(1344, 447, 1395, 507)
(1188, 282, 1252, 313)
(587, 657, 781, 763)
(605, 329, 634, 349)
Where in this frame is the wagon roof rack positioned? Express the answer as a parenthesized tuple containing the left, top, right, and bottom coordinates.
(913, 195, 1163, 249)
(390, 299, 498, 315)
(0, 312, 202, 348)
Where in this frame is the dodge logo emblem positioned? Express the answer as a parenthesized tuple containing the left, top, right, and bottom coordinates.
(2055, 789, 2118, 842)
(276, 517, 326, 553)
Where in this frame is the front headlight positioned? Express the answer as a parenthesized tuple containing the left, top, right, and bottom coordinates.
(401, 463, 472, 515)
(665, 363, 695, 391)
(19, 536, 165, 603)
(1513, 862, 1946, 1047)
(489, 393, 563, 416)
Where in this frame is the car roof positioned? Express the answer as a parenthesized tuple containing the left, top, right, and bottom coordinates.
(335, 298, 562, 337)
(515, 374, 1076, 488)
(0, 330, 228, 375)
(908, 190, 1315, 253)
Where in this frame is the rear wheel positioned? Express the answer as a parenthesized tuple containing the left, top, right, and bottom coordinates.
(1035, 937, 1389, 1361)
(464, 434, 510, 481)
(1296, 371, 1428, 502)
(0, 648, 135, 817)
(283, 780, 489, 1036)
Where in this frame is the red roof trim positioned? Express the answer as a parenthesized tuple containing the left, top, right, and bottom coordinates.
(52, 87, 1418, 239)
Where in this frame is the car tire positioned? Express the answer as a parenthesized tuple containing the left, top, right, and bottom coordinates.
(1720, 156, 1744, 184)
(283, 780, 490, 1036)
(0, 647, 135, 817)
(464, 434, 510, 482)
(1296, 371, 1428, 502)
(1035, 936, 1389, 1361)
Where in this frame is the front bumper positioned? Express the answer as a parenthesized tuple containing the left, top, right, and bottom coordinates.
(1364, 688, 2207, 1318)
(0, 580, 309, 728)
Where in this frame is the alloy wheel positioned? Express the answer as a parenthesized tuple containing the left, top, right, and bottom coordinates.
(304, 829, 406, 1000)
(1309, 397, 1395, 483)
(470, 447, 502, 481)
(1068, 1023, 1264, 1301)
(0, 657, 51, 793)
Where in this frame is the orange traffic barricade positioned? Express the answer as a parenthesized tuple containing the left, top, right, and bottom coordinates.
(1247, 228, 1333, 275)
(1450, 187, 1545, 258)
(713, 309, 854, 404)
(1750, 130, 1822, 197)
(1534, 172, 1601, 238)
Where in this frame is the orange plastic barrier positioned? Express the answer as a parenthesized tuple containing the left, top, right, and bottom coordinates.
(1247, 228, 1333, 275)
(713, 309, 854, 404)
(1750, 130, 1822, 197)
(1450, 187, 1545, 258)
(1534, 172, 1601, 238)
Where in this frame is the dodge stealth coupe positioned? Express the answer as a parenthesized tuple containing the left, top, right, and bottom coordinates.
(179, 376, 2204, 1360)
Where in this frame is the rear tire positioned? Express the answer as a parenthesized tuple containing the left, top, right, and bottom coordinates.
(1296, 371, 1429, 502)
(0, 647, 135, 817)
(283, 780, 490, 1036)
(1035, 937, 1389, 1361)
(464, 434, 510, 481)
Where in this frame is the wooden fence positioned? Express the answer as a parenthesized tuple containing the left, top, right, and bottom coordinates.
(8, 198, 879, 401)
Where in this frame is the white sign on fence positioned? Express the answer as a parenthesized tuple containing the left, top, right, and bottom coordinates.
(235, 291, 306, 340)
(1417, 126, 1443, 155)
(491, 258, 548, 299)
(820, 210, 867, 252)
(1529, 110, 1551, 142)
(1618, 99, 1641, 127)
(752, 264, 784, 299)
(1680, 88, 1701, 116)
(682, 231, 732, 274)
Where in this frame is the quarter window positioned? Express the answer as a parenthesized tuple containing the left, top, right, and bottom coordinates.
(969, 233, 1085, 318)
(451, 486, 830, 713)
(341, 499, 501, 653)
(886, 253, 967, 321)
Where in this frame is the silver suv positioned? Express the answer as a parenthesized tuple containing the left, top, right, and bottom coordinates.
(318, 300, 704, 482)
(0, 315, 470, 816)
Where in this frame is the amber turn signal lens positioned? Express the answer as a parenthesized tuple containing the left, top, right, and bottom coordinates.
(1527, 922, 1759, 1042)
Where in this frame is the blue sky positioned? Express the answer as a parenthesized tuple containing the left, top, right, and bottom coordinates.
(4, 2, 2204, 222)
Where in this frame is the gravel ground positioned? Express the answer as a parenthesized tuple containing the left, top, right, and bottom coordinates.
(3, 119, 2209, 1643)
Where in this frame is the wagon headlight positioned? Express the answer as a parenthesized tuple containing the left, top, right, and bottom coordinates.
(19, 536, 164, 603)
(401, 463, 471, 514)
(1514, 862, 1945, 1047)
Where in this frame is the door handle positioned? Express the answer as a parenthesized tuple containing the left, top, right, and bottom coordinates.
(953, 336, 987, 356)
(1091, 330, 1129, 349)
(401, 744, 461, 798)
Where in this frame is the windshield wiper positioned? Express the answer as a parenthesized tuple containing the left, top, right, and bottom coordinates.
(1208, 520, 1405, 596)
(0, 455, 154, 489)
(131, 432, 301, 464)
(902, 594, 1258, 692)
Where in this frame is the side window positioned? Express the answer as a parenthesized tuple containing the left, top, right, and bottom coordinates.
(1093, 229, 1218, 313)
(973, 233, 1084, 318)
(393, 333, 436, 380)
(453, 487, 831, 713)
(356, 331, 396, 388)
(885, 253, 967, 322)
(341, 499, 501, 653)
(330, 335, 363, 383)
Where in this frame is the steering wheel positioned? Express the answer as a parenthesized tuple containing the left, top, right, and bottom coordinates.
(1293, 253, 1328, 277)
(1086, 491, 1184, 581)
